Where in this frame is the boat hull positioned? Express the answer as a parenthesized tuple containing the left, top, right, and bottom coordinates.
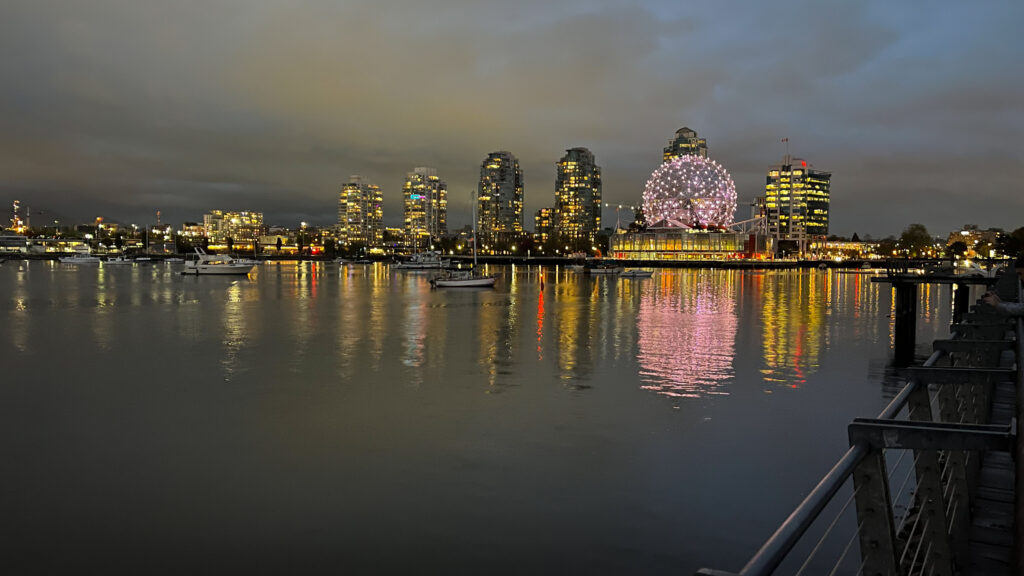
(431, 276, 496, 287)
(183, 264, 254, 275)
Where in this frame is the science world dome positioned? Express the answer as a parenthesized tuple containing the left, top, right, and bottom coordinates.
(642, 155, 737, 228)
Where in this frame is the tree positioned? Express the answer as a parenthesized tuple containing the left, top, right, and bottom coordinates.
(226, 237, 234, 252)
(996, 226, 1024, 257)
(947, 240, 968, 259)
(896, 224, 932, 258)
(276, 237, 283, 252)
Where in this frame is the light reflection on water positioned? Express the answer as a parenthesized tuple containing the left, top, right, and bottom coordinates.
(637, 270, 738, 398)
(1, 261, 968, 574)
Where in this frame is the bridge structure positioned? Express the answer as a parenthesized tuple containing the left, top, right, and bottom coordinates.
(697, 263, 1022, 575)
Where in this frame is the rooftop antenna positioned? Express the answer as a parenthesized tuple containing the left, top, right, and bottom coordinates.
(781, 137, 790, 165)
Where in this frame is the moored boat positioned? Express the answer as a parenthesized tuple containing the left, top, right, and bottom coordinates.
(584, 263, 623, 275)
(183, 248, 255, 275)
(430, 268, 497, 287)
(59, 253, 101, 264)
(103, 255, 133, 265)
(394, 251, 450, 269)
(620, 269, 653, 278)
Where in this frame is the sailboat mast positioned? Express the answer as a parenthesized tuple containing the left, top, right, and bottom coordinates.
(471, 190, 478, 267)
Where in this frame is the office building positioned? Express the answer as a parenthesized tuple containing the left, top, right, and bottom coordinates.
(764, 157, 831, 253)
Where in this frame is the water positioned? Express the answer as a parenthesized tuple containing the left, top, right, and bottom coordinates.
(0, 261, 967, 574)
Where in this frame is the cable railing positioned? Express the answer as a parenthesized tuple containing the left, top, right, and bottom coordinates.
(697, 273, 1021, 576)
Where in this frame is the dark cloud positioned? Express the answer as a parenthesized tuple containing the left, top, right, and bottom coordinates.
(1, 0, 1022, 235)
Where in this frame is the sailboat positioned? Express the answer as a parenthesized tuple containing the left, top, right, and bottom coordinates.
(430, 193, 496, 288)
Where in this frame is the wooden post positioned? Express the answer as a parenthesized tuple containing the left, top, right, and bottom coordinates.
(852, 449, 899, 576)
(893, 282, 917, 366)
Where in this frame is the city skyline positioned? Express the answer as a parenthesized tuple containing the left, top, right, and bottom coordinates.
(1, 1, 1022, 236)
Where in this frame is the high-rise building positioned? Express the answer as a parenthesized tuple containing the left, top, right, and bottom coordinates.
(534, 208, 554, 246)
(764, 157, 831, 251)
(403, 167, 448, 249)
(203, 210, 264, 247)
(663, 127, 708, 163)
(477, 151, 523, 245)
(554, 147, 601, 246)
(338, 175, 383, 247)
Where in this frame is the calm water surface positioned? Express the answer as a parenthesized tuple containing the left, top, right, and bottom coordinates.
(1, 261, 966, 574)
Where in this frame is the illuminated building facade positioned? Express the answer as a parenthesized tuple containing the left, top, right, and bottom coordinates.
(477, 151, 523, 245)
(203, 210, 264, 248)
(338, 175, 384, 247)
(764, 157, 831, 253)
(534, 208, 554, 245)
(662, 126, 708, 163)
(403, 167, 447, 249)
(554, 147, 601, 246)
(609, 227, 772, 260)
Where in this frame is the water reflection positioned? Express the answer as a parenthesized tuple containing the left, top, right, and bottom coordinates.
(220, 281, 247, 380)
(636, 270, 738, 398)
(758, 271, 825, 387)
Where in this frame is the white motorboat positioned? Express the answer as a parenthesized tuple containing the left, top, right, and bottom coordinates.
(103, 256, 133, 265)
(620, 269, 653, 278)
(59, 253, 101, 264)
(394, 251, 450, 269)
(183, 248, 255, 275)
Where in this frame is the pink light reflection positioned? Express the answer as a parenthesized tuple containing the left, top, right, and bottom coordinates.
(636, 274, 738, 398)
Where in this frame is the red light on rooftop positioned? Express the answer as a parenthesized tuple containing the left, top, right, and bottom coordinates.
(800, 160, 807, 167)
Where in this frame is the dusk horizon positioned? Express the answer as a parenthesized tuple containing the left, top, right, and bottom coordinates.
(2, 1, 1022, 236)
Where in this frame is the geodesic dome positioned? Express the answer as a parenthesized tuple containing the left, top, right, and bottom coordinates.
(642, 156, 736, 228)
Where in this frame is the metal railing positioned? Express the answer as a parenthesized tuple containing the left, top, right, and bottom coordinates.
(698, 275, 1021, 576)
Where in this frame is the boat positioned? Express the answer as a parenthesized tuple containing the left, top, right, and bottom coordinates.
(394, 251, 450, 269)
(430, 268, 497, 287)
(103, 255, 133, 265)
(620, 269, 653, 278)
(335, 257, 352, 265)
(584, 263, 623, 275)
(182, 248, 255, 275)
(164, 257, 184, 263)
(135, 256, 153, 262)
(430, 194, 495, 288)
(59, 253, 101, 264)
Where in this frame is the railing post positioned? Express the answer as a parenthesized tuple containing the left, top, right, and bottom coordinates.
(905, 383, 955, 575)
(851, 447, 899, 576)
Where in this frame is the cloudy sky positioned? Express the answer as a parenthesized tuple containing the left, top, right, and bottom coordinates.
(1, 0, 1022, 237)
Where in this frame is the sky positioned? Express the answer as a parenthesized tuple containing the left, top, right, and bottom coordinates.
(1, 0, 1022, 238)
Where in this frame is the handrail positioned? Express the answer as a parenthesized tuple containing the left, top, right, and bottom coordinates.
(738, 443, 867, 576)
(726, 345, 949, 576)
(1014, 277, 1023, 575)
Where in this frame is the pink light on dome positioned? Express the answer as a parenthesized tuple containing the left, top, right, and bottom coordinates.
(642, 156, 737, 228)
